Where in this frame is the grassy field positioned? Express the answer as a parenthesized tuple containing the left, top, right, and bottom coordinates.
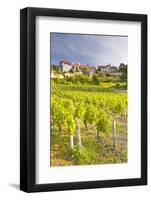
(50, 81, 127, 167)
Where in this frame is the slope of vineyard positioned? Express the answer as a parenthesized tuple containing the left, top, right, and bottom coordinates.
(50, 81, 127, 166)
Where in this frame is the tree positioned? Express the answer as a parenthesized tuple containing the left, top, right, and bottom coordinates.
(50, 64, 60, 73)
(81, 67, 89, 75)
(78, 74, 90, 84)
(92, 73, 100, 85)
(119, 64, 127, 82)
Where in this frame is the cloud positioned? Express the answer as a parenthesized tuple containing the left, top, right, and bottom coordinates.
(50, 33, 128, 66)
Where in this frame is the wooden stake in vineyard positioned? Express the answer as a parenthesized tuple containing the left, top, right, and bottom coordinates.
(112, 119, 116, 152)
(76, 119, 81, 150)
(76, 121, 81, 150)
(70, 135, 74, 148)
(74, 103, 84, 150)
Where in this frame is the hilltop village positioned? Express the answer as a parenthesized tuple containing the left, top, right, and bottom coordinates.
(51, 60, 127, 79)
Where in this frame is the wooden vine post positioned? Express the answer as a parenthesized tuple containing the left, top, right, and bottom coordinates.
(76, 120, 81, 150)
(112, 119, 116, 152)
(70, 135, 74, 148)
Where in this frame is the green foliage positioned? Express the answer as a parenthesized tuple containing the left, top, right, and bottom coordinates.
(50, 64, 60, 73)
(51, 100, 67, 130)
(78, 74, 91, 84)
(66, 115, 76, 135)
(65, 74, 91, 84)
(96, 110, 111, 134)
(52, 72, 127, 85)
(92, 73, 100, 84)
(50, 81, 127, 166)
(119, 65, 127, 82)
(71, 145, 100, 165)
(83, 104, 97, 127)
(71, 147, 92, 164)
(81, 67, 89, 75)
(74, 103, 85, 120)
(114, 100, 126, 116)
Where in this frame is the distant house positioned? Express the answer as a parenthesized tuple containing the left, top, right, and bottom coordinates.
(72, 63, 89, 72)
(59, 60, 72, 72)
(97, 64, 117, 73)
(97, 64, 110, 73)
(109, 66, 118, 72)
(80, 64, 90, 69)
(59, 60, 91, 73)
(72, 63, 81, 72)
(59, 60, 121, 77)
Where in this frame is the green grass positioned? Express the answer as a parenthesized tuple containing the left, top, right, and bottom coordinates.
(50, 128, 127, 166)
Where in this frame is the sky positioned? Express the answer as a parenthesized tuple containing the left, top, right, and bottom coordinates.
(50, 32, 128, 67)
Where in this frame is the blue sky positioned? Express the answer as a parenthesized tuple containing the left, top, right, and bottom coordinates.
(50, 33, 128, 67)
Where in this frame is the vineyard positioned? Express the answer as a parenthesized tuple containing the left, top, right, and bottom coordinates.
(50, 81, 127, 166)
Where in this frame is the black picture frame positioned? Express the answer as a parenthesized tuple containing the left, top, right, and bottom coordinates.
(20, 7, 147, 193)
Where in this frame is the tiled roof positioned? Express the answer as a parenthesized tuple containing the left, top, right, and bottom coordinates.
(60, 60, 72, 65)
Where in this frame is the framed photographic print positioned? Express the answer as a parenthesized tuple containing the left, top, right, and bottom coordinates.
(20, 7, 147, 192)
